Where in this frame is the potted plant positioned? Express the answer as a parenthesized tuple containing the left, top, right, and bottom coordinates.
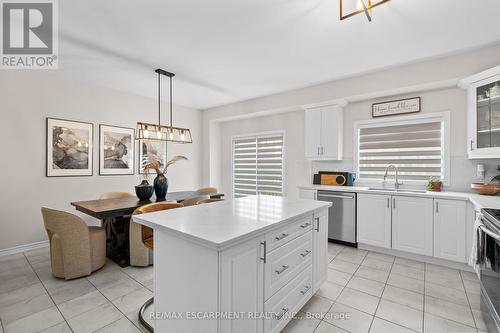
(144, 155, 188, 200)
(427, 176, 443, 192)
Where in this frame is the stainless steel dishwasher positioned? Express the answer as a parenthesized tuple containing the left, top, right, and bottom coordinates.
(316, 190, 356, 246)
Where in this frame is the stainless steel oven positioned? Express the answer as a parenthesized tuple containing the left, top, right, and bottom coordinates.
(480, 208, 500, 333)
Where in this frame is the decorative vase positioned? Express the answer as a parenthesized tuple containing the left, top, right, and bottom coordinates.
(135, 180, 154, 201)
(153, 174, 168, 201)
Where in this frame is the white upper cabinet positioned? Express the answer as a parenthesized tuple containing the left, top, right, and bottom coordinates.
(304, 104, 343, 160)
(434, 199, 466, 263)
(391, 196, 434, 257)
(460, 66, 500, 159)
(357, 194, 392, 249)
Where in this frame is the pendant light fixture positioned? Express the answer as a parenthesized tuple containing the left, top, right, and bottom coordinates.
(136, 69, 193, 143)
(340, 0, 390, 22)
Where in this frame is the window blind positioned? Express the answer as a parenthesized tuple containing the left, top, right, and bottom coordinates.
(233, 134, 284, 198)
(358, 121, 443, 181)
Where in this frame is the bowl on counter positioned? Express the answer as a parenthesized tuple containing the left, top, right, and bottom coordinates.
(471, 183, 500, 196)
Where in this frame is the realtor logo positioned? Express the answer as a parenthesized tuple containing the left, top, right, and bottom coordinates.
(1, 0, 58, 69)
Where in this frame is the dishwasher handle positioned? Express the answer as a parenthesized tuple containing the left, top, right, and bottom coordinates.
(317, 193, 355, 200)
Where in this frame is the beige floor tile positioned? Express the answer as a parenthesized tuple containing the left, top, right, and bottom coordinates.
(472, 309, 488, 332)
(341, 248, 368, 256)
(329, 258, 359, 275)
(361, 257, 393, 272)
(336, 252, 366, 265)
(460, 270, 479, 282)
(97, 278, 144, 300)
(325, 302, 373, 333)
(314, 321, 349, 333)
(4, 306, 64, 333)
(347, 276, 385, 297)
(281, 313, 321, 333)
(57, 290, 108, 319)
(337, 287, 380, 315)
(48, 279, 97, 305)
(0, 290, 54, 325)
(0, 273, 39, 295)
(376, 299, 423, 332)
(365, 252, 395, 263)
(424, 281, 469, 306)
(394, 258, 425, 270)
(423, 312, 476, 333)
(67, 302, 123, 333)
(463, 279, 481, 295)
(94, 317, 141, 332)
(425, 295, 475, 327)
(328, 244, 345, 258)
(38, 322, 73, 332)
(387, 272, 425, 294)
(0, 283, 47, 310)
(391, 263, 424, 280)
(316, 282, 344, 301)
(355, 266, 389, 283)
(466, 290, 481, 311)
(111, 288, 153, 316)
(382, 285, 423, 311)
(370, 317, 417, 333)
(328, 269, 353, 287)
(300, 295, 334, 318)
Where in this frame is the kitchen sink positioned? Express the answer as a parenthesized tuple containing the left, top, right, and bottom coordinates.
(367, 187, 427, 194)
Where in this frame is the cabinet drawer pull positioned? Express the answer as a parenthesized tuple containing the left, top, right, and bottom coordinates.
(275, 265, 289, 275)
(274, 233, 289, 241)
(300, 250, 311, 258)
(276, 307, 289, 320)
(300, 285, 311, 295)
(260, 241, 267, 263)
(300, 222, 311, 229)
(314, 217, 320, 232)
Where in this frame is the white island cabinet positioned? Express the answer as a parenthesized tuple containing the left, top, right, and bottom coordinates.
(132, 195, 331, 333)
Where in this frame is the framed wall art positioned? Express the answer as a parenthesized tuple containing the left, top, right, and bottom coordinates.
(46, 118, 93, 177)
(372, 97, 421, 118)
(138, 139, 167, 174)
(99, 125, 135, 175)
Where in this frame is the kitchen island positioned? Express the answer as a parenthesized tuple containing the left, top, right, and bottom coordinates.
(132, 195, 331, 333)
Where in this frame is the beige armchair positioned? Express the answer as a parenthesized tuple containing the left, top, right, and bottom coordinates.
(41, 208, 106, 280)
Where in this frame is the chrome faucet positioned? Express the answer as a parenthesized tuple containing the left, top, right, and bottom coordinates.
(383, 165, 403, 189)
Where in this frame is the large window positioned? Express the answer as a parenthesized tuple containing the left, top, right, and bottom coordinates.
(232, 132, 284, 198)
(355, 113, 449, 184)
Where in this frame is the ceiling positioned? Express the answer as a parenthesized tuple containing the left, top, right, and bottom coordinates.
(58, 0, 500, 110)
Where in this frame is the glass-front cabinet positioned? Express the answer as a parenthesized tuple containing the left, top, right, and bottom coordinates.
(461, 66, 500, 159)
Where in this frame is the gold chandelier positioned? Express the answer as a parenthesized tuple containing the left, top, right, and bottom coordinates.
(340, 0, 390, 22)
(136, 69, 193, 143)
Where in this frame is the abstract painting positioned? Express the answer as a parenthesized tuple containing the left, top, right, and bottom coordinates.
(99, 125, 135, 175)
(139, 140, 167, 174)
(46, 118, 93, 177)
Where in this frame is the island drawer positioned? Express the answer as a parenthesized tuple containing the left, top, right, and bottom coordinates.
(265, 215, 313, 252)
(264, 265, 313, 333)
(265, 231, 313, 300)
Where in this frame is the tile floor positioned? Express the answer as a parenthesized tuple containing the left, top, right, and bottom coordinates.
(0, 244, 488, 333)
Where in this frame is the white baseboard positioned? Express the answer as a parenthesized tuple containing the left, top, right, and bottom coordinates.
(0, 240, 49, 257)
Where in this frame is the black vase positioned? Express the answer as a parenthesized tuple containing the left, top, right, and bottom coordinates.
(153, 174, 168, 201)
(135, 180, 154, 201)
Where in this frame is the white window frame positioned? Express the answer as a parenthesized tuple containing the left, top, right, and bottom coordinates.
(353, 112, 450, 186)
(231, 130, 286, 198)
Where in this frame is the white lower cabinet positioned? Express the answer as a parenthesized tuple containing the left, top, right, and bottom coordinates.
(357, 194, 392, 248)
(312, 209, 328, 293)
(392, 196, 434, 256)
(434, 199, 466, 262)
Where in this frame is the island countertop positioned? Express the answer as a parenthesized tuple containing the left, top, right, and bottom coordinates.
(132, 195, 331, 249)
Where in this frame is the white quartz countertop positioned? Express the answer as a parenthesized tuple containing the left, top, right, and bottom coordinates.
(132, 195, 331, 249)
(298, 185, 500, 210)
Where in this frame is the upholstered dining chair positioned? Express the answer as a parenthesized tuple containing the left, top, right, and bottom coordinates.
(181, 196, 208, 207)
(41, 208, 106, 280)
(197, 187, 218, 194)
(197, 198, 224, 205)
(129, 202, 184, 267)
(132, 202, 184, 332)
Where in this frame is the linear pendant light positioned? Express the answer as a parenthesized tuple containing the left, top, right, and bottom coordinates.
(136, 68, 193, 143)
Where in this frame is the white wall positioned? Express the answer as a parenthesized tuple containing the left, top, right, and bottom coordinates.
(0, 71, 202, 251)
(203, 44, 500, 192)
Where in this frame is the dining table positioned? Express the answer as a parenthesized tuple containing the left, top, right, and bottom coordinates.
(71, 190, 224, 266)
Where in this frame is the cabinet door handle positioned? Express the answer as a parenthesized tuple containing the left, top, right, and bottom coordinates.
(300, 250, 312, 258)
(317, 147, 320, 155)
(260, 241, 267, 263)
(436, 201, 439, 213)
(275, 265, 289, 275)
(471, 140, 474, 151)
(300, 285, 311, 295)
(387, 198, 389, 208)
(300, 222, 311, 229)
(315, 217, 320, 232)
(274, 233, 289, 241)
(393, 198, 396, 209)
(276, 308, 289, 320)
(321, 146, 324, 155)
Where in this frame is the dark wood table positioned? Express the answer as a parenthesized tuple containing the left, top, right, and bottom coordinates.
(71, 191, 224, 266)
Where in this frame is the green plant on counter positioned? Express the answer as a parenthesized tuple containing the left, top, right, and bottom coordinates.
(427, 176, 442, 190)
(491, 165, 500, 182)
